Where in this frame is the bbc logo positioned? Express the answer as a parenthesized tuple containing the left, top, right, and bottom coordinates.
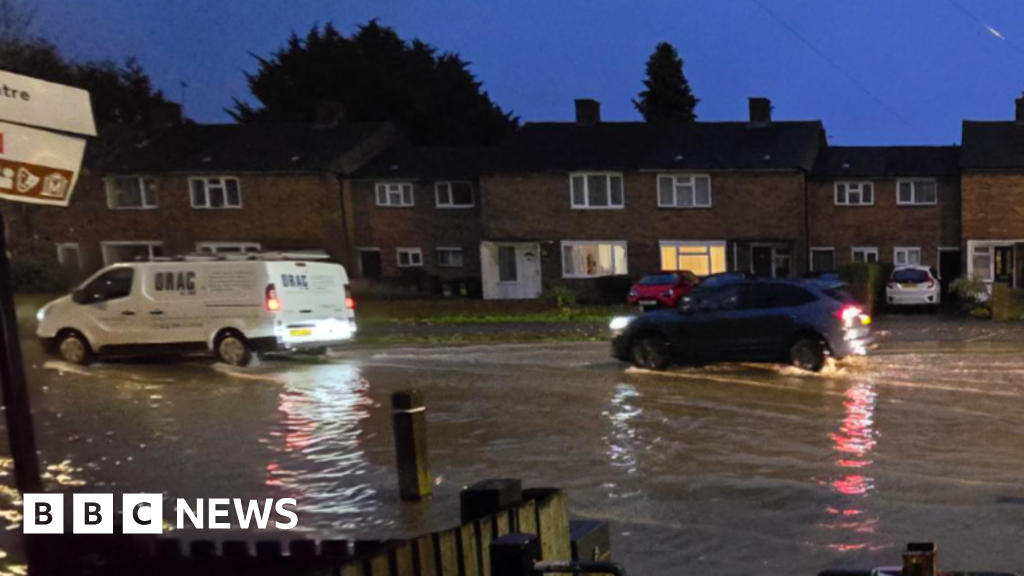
(24, 493, 162, 534)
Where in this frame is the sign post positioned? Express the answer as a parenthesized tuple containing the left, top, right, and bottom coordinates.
(0, 70, 95, 494)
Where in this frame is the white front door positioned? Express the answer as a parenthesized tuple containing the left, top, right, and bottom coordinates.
(481, 242, 542, 300)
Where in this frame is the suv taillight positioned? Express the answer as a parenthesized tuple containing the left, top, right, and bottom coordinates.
(835, 305, 870, 326)
(265, 283, 281, 312)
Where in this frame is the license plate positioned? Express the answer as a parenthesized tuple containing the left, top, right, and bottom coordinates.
(639, 300, 657, 306)
(901, 283, 918, 289)
(289, 329, 312, 337)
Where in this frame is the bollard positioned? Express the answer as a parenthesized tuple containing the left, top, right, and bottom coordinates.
(490, 533, 540, 576)
(902, 542, 937, 576)
(392, 390, 432, 500)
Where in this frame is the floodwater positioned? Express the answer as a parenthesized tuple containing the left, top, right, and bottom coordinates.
(2, 338, 1024, 575)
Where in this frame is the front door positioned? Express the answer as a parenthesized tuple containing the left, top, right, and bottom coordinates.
(752, 246, 773, 278)
(482, 243, 542, 299)
(360, 250, 382, 280)
(994, 246, 1014, 285)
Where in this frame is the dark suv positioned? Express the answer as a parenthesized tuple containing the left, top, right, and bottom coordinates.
(610, 279, 872, 372)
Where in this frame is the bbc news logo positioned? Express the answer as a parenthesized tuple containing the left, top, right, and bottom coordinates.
(23, 494, 298, 534)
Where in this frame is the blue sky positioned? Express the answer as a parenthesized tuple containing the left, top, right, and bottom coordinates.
(36, 0, 1024, 145)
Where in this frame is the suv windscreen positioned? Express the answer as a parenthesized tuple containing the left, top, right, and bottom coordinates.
(892, 269, 929, 283)
(81, 269, 134, 303)
(640, 273, 679, 286)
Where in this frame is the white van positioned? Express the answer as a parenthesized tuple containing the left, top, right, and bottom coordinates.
(36, 254, 356, 367)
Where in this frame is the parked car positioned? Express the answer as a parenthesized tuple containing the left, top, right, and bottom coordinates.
(627, 271, 699, 311)
(886, 265, 940, 308)
(610, 279, 872, 372)
(698, 271, 753, 289)
(36, 254, 357, 367)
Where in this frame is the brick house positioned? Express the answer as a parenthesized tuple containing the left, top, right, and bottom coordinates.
(5, 120, 402, 288)
(961, 98, 1024, 289)
(478, 98, 825, 300)
(346, 147, 487, 296)
(808, 145, 961, 290)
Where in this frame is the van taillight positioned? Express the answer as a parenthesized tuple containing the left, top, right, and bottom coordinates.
(345, 297, 356, 310)
(265, 284, 281, 312)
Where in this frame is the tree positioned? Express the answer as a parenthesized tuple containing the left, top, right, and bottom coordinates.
(231, 20, 518, 146)
(634, 42, 699, 123)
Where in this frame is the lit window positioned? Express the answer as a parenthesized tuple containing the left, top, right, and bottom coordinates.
(835, 182, 874, 206)
(562, 241, 628, 278)
(190, 177, 241, 208)
(376, 183, 415, 207)
(570, 173, 624, 209)
(658, 175, 712, 208)
(659, 242, 726, 276)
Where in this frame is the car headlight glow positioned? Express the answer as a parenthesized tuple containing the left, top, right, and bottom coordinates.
(36, 307, 46, 322)
(609, 316, 635, 331)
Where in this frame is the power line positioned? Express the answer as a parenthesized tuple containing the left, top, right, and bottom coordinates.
(941, 0, 1024, 60)
(750, 0, 919, 134)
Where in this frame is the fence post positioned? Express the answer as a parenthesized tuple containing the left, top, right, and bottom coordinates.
(490, 534, 539, 576)
(392, 390, 431, 500)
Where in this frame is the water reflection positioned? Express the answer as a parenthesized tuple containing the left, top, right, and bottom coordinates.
(822, 381, 881, 552)
(602, 383, 644, 499)
(264, 364, 384, 531)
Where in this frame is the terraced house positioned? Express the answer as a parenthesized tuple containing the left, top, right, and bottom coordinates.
(478, 98, 825, 299)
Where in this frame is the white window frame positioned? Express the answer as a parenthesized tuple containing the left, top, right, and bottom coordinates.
(852, 247, 879, 264)
(834, 182, 874, 206)
(190, 177, 242, 209)
(659, 241, 727, 276)
(56, 242, 81, 269)
(435, 181, 474, 208)
(195, 242, 261, 255)
(810, 247, 835, 272)
(435, 247, 464, 268)
(376, 182, 415, 207)
(896, 179, 938, 206)
(657, 174, 712, 208)
(100, 241, 163, 265)
(396, 247, 424, 268)
(560, 240, 628, 278)
(569, 172, 624, 210)
(105, 176, 157, 210)
(894, 246, 922, 266)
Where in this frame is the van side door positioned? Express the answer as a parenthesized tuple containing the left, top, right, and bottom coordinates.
(75, 268, 140, 349)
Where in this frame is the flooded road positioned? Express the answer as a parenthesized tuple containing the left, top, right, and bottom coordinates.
(3, 339, 1024, 575)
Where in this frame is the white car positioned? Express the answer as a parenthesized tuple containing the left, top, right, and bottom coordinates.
(886, 265, 941, 308)
(36, 254, 356, 367)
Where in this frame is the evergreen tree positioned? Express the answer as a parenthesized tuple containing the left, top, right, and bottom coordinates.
(231, 20, 518, 146)
(634, 42, 699, 122)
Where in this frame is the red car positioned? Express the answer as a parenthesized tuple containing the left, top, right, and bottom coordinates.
(627, 271, 700, 311)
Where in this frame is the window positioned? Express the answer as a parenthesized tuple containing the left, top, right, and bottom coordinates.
(56, 243, 80, 269)
(658, 175, 712, 208)
(746, 284, 816, 309)
(190, 177, 241, 208)
(659, 242, 727, 276)
(835, 182, 874, 206)
(972, 246, 993, 281)
(894, 247, 922, 266)
(101, 242, 163, 265)
(897, 179, 937, 205)
(79, 268, 134, 303)
(852, 247, 879, 264)
(397, 248, 423, 267)
(498, 246, 518, 282)
(106, 177, 157, 209)
(376, 182, 414, 207)
(196, 242, 261, 255)
(810, 248, 835, 272)
(689, 284, 744, 313)
(561, 241, 628, 278)
(435, 182, 474, 208)
(570, 173, 624, 209)
(436, 247, 464, 267)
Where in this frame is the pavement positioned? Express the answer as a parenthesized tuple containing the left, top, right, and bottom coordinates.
(1, 314, 1024, 574)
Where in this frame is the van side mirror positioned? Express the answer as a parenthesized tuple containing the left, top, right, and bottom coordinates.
(71, 289, 90, 305)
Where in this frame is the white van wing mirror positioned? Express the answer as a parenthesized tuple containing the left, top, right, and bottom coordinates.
(71, 289, 90, 305)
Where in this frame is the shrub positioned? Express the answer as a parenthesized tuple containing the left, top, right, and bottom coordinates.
(544, 286, 577, 309)
(949, 276, 987, 304)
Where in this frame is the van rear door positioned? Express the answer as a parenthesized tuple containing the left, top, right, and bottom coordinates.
(266, 261, 353, 344)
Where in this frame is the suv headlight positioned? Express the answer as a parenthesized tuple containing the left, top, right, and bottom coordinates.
(609, 316, 635, 331)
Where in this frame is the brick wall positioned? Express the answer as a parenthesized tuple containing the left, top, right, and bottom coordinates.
(962, 173, 1024, 240)
(807, 176, 960, 268)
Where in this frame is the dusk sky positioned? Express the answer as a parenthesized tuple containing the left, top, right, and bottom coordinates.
(36, 0, 1024, 145)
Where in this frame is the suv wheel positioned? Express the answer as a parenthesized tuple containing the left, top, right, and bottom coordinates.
(791, 337, 826, 372)
(57, 331, 93, 365)
(631, 336, 671, 371)
(216, 333, 254, 367)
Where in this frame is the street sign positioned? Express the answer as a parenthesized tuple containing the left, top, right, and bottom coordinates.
(0, 70, 97, 137)
(0, 121, 86, 207)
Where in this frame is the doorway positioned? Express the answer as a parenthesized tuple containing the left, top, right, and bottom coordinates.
(994, 246, 1014, 285)
(938, 249, 961, 297)
(751, 246, 773, 277)
(359, 249, 382, 280)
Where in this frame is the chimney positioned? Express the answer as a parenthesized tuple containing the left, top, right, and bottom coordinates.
(749, 97, 772, 126)
(1016, 95, 1024, 123)
(315, 101, 347, 125)
(575, 99, 601, 126)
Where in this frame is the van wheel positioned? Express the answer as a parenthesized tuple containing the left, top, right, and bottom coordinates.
(631, 335, 671, 371)
(216, 332, 253, 367)
(57, 331, 93, 365)
(791, 337, 826, 372)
